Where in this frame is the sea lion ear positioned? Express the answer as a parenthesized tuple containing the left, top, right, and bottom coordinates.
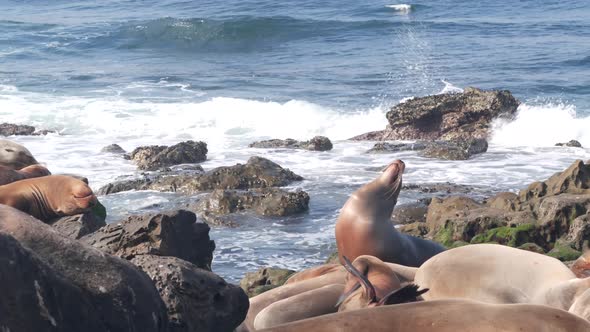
(342, 256, 377, 303)
(377, 284, 429, 306)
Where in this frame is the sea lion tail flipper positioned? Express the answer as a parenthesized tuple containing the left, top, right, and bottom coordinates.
(339, 256, 377, 304)
(377, 284, 429, 306)
(334, 282, 361, 308)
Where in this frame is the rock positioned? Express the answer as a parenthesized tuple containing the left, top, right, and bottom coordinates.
(0, 205, 168, 332)
(0, 233, 105, 332)
(351, 88, 519, 141)
(0, 139, 38, 169)
(398, 222, 429, 237)
(518, 242, 546, 254)
(392, 201, 429, 224)
(249, 136, 333, 151)
(98, 157, 303, 195)
(0, 123, 55, 136)
(131, 140, 208, 171)
(484, 192, 519, 211)
(556, 140, 582, 148)
(81, 210, 215, 270)
(419, 138, 488, 160)
(547, 241, 582, 262)
(470, 224, 538, 247)
(240, 267, 296, 297)
(101, 143, 127, 154)
(131, 255, 249, 332)
(49, 211, 106, 240)
(563, 214, 590, 251)
(0, 123, 35, 136)
(519, 160, 590, 199)
(529, 194, 590, 244)
(366, 142, 428, 154)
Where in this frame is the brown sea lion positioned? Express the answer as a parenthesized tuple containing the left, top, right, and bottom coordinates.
(335, 159, 445, 267)
(284, 264, 342, 285)
(414, 243, 590, 320)
(0, 164, 51, 185)
(0, 139, 38, 169)
(236, 267, 346, 332)
(571, 251, 590, 278)
(257, 299, 590, 332)
(253, 255, 426, 330)
(0, 175, 97, 221)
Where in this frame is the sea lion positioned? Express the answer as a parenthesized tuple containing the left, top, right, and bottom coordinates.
(571, 251, 590, 278)
(414, 243, 590, 320)
(236, 267, 346, 332)
(335, 159, 445, 267)
(0, 139, 38, 170)
(284, 264, 342, 285)
(0, 164, 51, 185)
(257, 300, 590, 332)
(0, 175, 97, 221)
(253, 255, 426, 330)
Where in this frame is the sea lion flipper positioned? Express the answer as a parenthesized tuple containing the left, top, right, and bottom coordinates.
(377, 284, 429, 306)
(341, 256, 377, 303)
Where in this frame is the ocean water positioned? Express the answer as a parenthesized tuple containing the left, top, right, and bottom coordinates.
(1, 0, 590, 282)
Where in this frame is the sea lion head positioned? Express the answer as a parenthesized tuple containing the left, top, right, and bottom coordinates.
(359, 160, 405, 220)
(51, 175, 97, 216)
(0, 139, 38, 170)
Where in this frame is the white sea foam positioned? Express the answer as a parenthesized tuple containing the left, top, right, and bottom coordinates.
(386, 4, 413, 13)
(491, 103, 590, 147)
(438, 80, 464, 94)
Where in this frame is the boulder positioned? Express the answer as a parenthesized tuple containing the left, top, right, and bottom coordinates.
(0, 123, 35, 136)
(131, 140, 208, 171)
(49, 211, 106, 240)
(367, 139, 488, 160)
(556, 140, 582, 148)
(101, 143, 126, 154)
(131, 255, 249, 332)
(0, 233, 105, 332)
(351, 88, 519, 141)
(249, 136, 333, 151)
(98, 157, 303, 195)
(0, 205, 168, 332)
(81, 210, 215, 270)
(392, 201, 429, 224)
(240, 267, 296, 297)
(0, 139, 38, 169)
(196, 188, 309, 218)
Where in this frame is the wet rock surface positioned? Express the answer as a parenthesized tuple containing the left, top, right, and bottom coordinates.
(0, 123, 56, 136)
(101, 143, 127, 154)
(367, 139, 488, 160)
(131, 140, 208, 171)
(352, 88, 519, 141)
(81, 209, 215, 270)
(132, 255, 249, 332)
(98, 156, 303, 195)
(249, 136, 333, 151)
(49, 211, 106, 239)
(240, 267, 296, 297)
(555, 140, 583, 148)
(0, 205, 169, 332)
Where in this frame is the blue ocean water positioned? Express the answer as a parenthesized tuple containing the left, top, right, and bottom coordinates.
(1, 0, 590, 281)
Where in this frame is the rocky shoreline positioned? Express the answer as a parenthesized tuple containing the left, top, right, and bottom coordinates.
(2, 87, 589, 331)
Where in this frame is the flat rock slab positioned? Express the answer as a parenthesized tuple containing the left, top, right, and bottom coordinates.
(249, 136, 333, 151)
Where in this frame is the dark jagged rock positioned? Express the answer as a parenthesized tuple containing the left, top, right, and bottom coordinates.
(196, 188, 310, 217)
(0, 205, 169, 332)
(392, 201, 429, 225)
(81, 210, 215, 270)
(101, 143, 127, 154)
(49, 211, 106, 239)
(98, 157, 303, 195)
(352, 88, 519, 141)
(0, 233, 106, 332)
(240, 267, 296, 297)
(249, 136, 333, 151)
(131, 255, 249, 332)
(366, 139, 488, 160)
(131, 140, 208, 171)
(556, 140, 583, 148)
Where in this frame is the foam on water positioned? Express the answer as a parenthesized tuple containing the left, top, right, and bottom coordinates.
(491, 103, 590, 147)
(386, 4, 413, 13)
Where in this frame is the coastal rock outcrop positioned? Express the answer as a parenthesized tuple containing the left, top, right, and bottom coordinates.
(0, 123, 55, 136)
(130, 140, 208, 171)
(98, 156, 303, 195)
(352, 87, 519, 141)
(49, 211, 106, 239)
(131, 255, 249, 332)
(0, 205, 169, 332)
(81, 209, 215, 270)
(249, 136, 333, 151)
(367, 138, 488, 160)
(403, 160, 590, 261)
(101, 143, 127, 154)
(240, 267, 295, 297)
(0, 232, 105, 332)
(555, 140, 582, 148)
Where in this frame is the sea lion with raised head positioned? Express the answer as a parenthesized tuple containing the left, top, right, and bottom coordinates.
(257, 299, 590, 332)
(0, 164, 51, 185)
(0, 175, 97, 221)
(0, 139, 38, 169)
(335, 159, 445, 267)
(414, 243, 590, 320)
